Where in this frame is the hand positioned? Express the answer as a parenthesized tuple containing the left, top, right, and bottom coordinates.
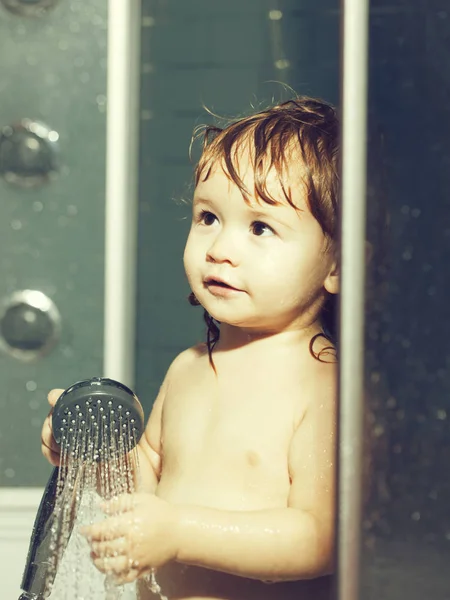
(81, 493, 179, 585)
(41, 389, 65, 466)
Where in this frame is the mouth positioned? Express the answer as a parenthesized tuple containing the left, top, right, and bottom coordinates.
(204, 277, 241, 292)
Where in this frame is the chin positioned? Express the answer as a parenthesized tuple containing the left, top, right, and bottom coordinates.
(201, 305, 246, 327)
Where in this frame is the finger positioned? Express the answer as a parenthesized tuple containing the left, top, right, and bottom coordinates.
(81, 515, 129, 541)
(102, 493, 135, 515)
(41, 446, 61, 467)
(91, 554, 138, 576)
(41, 417, 60, 453)
(111, 568, 140, 586)
(41, 418, 61, 466)
(90, 536, 128, 558)
(48, 388, 64, 407)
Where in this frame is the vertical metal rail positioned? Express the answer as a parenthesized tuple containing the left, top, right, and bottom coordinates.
(103, 0, 142, 387)
(338, 0, 370, 599)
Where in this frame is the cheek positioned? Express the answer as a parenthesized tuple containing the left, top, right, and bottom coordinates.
(250, 247, 300, 284)
(183, 232, 204, 281)
(250, 245, 323, 298)
(183, 237, 194, 276)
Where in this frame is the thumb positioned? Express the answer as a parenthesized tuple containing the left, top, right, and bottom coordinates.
(47, 388, 65, 408)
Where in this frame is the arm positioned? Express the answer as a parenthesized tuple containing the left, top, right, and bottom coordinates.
(130, 378, 166, 494)
(174, 366, 337, 581)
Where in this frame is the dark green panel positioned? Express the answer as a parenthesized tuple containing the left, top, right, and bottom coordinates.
(361, 1, 450, 597)
(0, 0, 107, 486)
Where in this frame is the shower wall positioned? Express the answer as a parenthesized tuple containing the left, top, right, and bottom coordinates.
(362, 1, 450, 598)
(0, 1, 107, 488)
(135, 0, 340, 408)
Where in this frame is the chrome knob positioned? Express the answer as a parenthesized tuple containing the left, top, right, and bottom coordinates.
(0, 290, 61, 361)
(0, 0, 58, 17)
(0, 120, 59, 188)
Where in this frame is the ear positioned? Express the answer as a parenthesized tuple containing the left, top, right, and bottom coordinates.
(324, 260, 339, 295)
(324, 241, 371, 295)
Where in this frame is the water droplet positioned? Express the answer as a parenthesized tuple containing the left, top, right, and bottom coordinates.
(142, 15, 155, 27)
(268, 9, 283, 20)
(275, 58, 290, 70)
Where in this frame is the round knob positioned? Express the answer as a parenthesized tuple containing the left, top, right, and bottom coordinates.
(0, 120, 59, 188)
(0, 290, 61, 361)
(0, 0, 58, 17)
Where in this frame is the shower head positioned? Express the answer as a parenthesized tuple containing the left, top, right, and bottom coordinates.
(19, 377, 145, 600)
(52, 377, 145, 460)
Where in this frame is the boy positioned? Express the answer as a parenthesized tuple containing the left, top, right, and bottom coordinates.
(42, 96, 339, 600)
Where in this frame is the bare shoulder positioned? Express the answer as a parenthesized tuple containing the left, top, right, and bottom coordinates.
(165, 343, 208, 382)
(302, 350, 338, 414)
(141, 344, 207, 460)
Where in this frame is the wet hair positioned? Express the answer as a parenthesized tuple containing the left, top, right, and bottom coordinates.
(188, 96, 340, 365)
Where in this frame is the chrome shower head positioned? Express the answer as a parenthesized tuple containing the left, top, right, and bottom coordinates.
(52, 377, 145, 460)
(19, 377, 145, 600)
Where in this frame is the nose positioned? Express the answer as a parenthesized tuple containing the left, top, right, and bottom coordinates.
(206, 229, 239, 265)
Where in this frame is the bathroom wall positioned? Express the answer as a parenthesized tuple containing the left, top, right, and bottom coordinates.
(0, 0, 107, 489)
(135, 0, 340, 407)
(0, 1, 108, 595)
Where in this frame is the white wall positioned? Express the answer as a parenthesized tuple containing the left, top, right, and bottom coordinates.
(0, 488, 43, 600)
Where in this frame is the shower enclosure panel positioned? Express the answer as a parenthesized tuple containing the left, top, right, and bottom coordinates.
(0, 1, 108, 596)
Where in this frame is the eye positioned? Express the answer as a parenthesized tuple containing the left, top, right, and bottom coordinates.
(251, 221, 275, 237)
(198, 210, 218, 226)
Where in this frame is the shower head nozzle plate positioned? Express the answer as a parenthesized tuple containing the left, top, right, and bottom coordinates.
(52, 377, 144, 460)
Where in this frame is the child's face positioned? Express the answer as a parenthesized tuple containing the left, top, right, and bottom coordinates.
(183, 152, 338, 333)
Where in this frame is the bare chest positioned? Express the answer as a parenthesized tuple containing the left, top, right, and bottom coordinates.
(156, 364, 302, 508)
